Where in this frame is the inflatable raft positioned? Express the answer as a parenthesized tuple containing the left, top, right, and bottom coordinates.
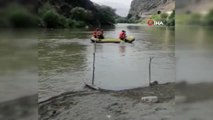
(90, 36, 135, 43)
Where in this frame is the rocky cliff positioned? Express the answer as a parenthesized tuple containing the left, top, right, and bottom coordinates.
(128, 0, 175, 19)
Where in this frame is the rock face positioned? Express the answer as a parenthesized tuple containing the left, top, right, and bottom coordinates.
(128, 0, 175, 19)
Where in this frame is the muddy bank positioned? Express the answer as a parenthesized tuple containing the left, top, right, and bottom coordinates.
(0, 95, 37, 120)
(39, 83, 175, 120)
(175, 82, 213, 120)
(176, 82, 213, 103)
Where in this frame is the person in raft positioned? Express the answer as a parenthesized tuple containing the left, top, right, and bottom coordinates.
(119, 30, 127, 41)
(99, 29, 104, 39)
(93, 28, 104, 39)
(93, 28, 99, 38)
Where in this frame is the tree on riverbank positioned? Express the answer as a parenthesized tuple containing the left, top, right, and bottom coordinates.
(115, 17, 137, 23)
(95, 5, 116, 25)
(167, 10, 175, 26)
(0, 1, 117, 28)
(0, 4, 40, 28)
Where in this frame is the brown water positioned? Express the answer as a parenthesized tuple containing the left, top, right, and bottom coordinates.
(38, 24, 175, 101)
(0, 30, 37, 102)
(0, 24, 176, 102)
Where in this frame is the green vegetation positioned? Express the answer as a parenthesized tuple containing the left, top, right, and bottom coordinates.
(114, 10, 175, 26)
(188, 13, 202, 25)
(167, 10, 175, 26)
(147, 10, 175, 26)
(150, 14, 161, 21)
(131, 10, 175, 26)
(205, 9, 213, 25)
(8, 9, 39, 28)
(38, 3, 87, 28)
(95, 5, 116, 25)
(176, 13, 191, 25)
(161, 13, 169, 19)
(70, 7, 93, 22)
(42, 10, 66, 28)
(115, 17, 137, 23)
(38, 3, 67, 28)
(0, 4, 40, 28)
(0, 2, 118, 28)
(176, 9, 213, 26)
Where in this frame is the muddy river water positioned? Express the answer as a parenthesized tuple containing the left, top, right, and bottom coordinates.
(38, 24, 175, 101)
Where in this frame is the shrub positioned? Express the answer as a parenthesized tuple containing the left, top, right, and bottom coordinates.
(150, 14, 161, 21)
(66, 19, 75, 28)
(66, 19, 86, 28)
(38, 2, 54, 17)
(161, 13, 168, 19)
(167, 10, 175, 26)
(96, 5, 116, 25)
(0, 12, 10, 27)
(8, 11, 39, 28)
(39, 2, 67, 28)
(75, 21, 86, 28)
(167, 18, 175, 26)
(5, 4, 39, 28)
(70, 7, 92, 21)
(42, 10, 66, 28)
(205, 9, 213, 25)
(70, 7, 86, 20)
